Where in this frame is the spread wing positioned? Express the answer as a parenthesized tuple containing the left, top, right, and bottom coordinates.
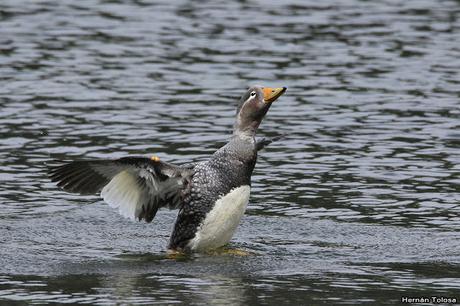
(48, 157, 193, 222)
(256, 134, 284, 151)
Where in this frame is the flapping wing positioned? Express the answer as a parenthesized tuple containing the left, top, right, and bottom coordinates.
(256, 134, 284, 151)
(48, 157, 192, 222)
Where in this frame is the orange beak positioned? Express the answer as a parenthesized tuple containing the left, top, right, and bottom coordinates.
(263, 87, 287, 103)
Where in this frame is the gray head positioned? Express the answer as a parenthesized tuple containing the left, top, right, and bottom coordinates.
(234, 85, 287, 137)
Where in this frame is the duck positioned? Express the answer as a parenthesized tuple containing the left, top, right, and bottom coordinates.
(48, 85, 287, 252)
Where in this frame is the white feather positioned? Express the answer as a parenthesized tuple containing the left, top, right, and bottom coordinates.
(100, 171, 143, 220)
(188, 185, 250, 251)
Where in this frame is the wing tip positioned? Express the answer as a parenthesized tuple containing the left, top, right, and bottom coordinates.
(46, 160, 108, 195)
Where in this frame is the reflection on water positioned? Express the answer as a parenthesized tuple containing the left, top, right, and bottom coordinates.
(1, 0, 459, 304)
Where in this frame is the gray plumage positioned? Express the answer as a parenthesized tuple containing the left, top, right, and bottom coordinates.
(48, 85, 286, 252)
(169, 135, 257, 250)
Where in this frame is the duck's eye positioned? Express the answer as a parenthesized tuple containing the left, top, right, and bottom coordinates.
(250, 91, 256, 97)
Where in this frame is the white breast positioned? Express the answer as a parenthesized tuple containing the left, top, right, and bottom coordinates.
(187, 185, 250, 252)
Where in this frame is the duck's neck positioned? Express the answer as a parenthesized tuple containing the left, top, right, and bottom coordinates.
(233, 115, 260, 141)
(233, 126, 256, 141)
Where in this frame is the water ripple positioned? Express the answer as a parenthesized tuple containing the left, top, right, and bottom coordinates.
(1, 0, 460, 304)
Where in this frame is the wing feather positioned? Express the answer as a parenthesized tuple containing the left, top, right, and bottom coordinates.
(48, 157, 192, 222)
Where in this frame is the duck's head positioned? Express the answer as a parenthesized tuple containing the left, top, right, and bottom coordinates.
(234, 85, 287, 138)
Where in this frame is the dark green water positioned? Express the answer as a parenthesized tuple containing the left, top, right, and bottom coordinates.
(0, 0, 459, 305)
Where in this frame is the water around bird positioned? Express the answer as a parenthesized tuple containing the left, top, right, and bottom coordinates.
(0, 0, 459, 304)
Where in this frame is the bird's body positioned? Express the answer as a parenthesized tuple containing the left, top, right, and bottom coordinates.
(169, 136, 256, 251)
(49, 86, 286, 252)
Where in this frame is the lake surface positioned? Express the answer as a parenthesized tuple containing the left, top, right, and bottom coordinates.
(1, 0, 459, 304)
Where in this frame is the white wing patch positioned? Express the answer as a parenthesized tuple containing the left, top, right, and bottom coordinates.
(100, 170, 146, 220)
